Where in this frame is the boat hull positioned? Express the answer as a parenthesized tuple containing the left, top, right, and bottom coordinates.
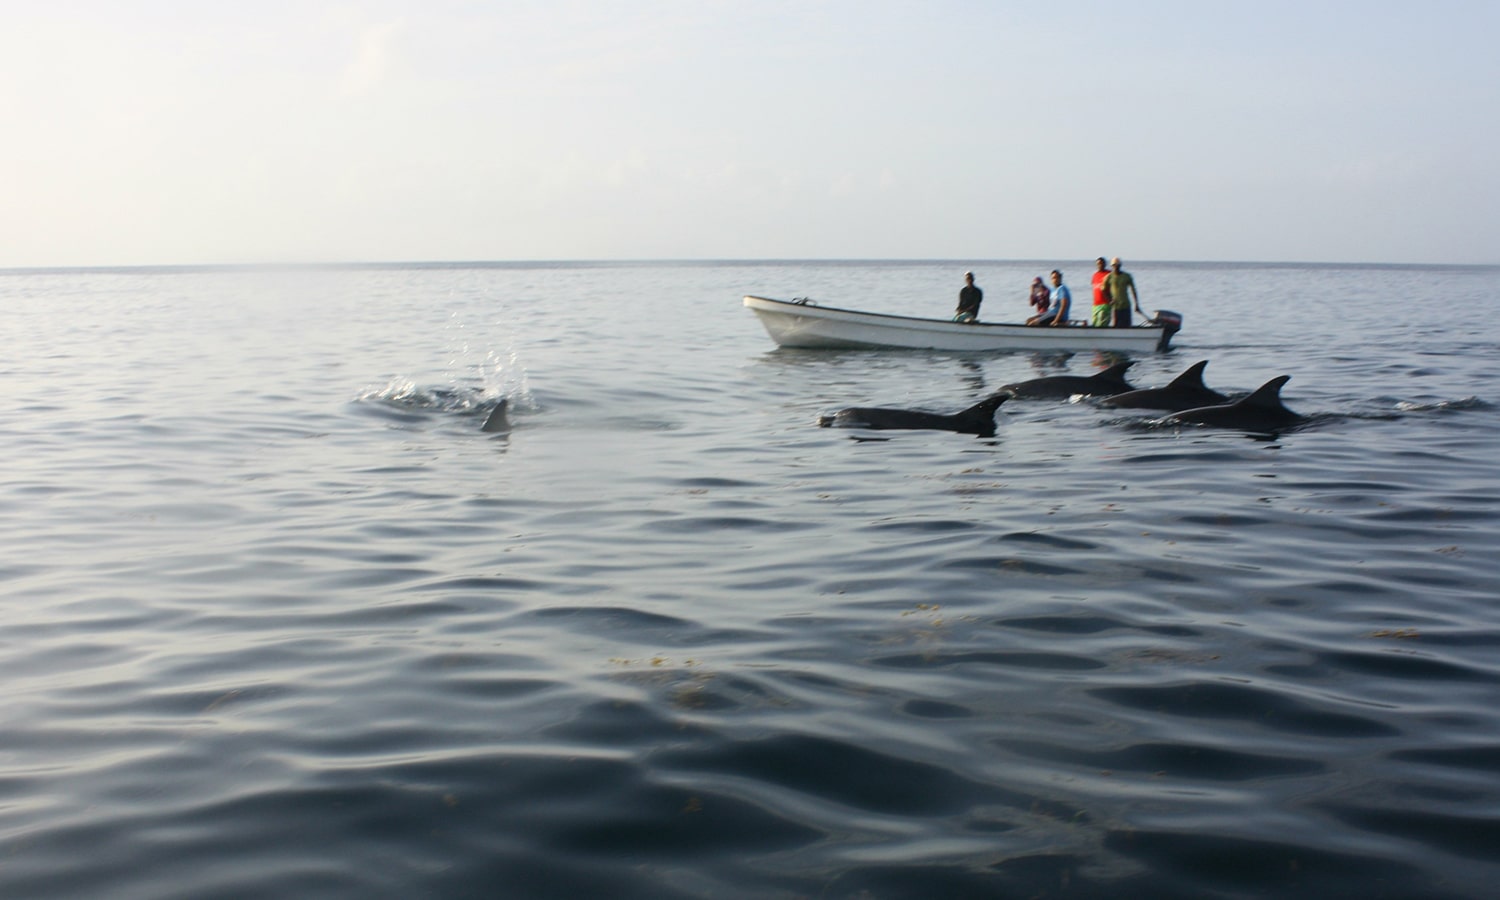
(743, 295, 1178, 352)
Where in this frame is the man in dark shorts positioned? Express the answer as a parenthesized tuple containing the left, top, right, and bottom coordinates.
(954, 271, 983, 323)
(1104, 257, 1144, 327)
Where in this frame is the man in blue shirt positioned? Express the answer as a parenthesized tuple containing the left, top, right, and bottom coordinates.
(1028, 270, 1071, 326)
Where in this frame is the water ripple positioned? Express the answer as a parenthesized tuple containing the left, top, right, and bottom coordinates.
(1090, 682, 1404, 738)
(4, 263, 1500, 898)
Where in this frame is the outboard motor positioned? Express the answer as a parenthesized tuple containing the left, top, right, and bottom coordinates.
(1151, 310, 1183, 351)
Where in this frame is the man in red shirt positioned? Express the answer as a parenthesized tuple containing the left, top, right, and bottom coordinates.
(1089, 257, 1111, 327)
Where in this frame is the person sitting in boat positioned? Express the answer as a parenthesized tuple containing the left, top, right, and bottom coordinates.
(953, 271, 983, 323)
(1027, 270, 1071, 326)
(1028, 277, 1050, 316)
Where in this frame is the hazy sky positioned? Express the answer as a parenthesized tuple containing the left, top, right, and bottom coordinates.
(3, 1, 1496, 266)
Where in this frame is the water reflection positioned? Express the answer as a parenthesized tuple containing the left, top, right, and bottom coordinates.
(1026, 350, 1075, 372)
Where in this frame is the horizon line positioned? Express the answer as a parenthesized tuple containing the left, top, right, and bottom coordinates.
(2, 257, 1497, 275)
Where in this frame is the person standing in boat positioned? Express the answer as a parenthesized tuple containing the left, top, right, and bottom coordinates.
(1104, 257, 1145, 327)
(1028, 270, 1071, 326)
(954, 271, 983, 323)
(1089, 257, 1112, 327)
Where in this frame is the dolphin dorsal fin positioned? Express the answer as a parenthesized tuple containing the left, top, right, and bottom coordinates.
(966, 393, 1009, 415)
(1096, 361, 1134, 381)
(951, 394, 1008, 432)
(1242, 375, 1292, 409)
(480, 397, 511, 433)
(1167, 360, 1210, 389)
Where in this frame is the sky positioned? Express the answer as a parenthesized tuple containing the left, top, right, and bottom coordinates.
(2, 1, 1496, 267)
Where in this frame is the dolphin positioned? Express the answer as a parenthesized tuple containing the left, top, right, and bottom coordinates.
(1166, 375, 1305, 432)
(818, 394, 1009, 436)
(999, 361, 1136, 399)
(480, 397, 511, 433)
(1099, 360, 1229, 412)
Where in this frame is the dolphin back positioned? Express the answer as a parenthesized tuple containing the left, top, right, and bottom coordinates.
(1001, 360, 1135, 398)
(1169, 375, 1303, 431)
(1102, 360, 1228, 411)
(819, 393, 1007, 435)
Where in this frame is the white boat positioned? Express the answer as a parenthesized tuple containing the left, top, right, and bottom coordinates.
(743, 295, 1181, 352)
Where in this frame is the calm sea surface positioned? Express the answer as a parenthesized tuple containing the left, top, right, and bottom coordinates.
(2, 260, 1499, 899)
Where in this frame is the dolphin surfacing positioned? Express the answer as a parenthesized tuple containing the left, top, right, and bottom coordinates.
(1166, 375, 1305, 432)
(818, 394, 1009, 436)
(1100, 360, 1229, 412)
(999, 361, 1136, 399)
(480, 397, 511, 433)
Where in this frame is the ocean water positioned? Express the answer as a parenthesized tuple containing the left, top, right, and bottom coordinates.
(2, 260, 1498, 899)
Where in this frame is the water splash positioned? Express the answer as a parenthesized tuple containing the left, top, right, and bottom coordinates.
(442, 302, 534, 410)
(1394, 396, 1488, 413)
